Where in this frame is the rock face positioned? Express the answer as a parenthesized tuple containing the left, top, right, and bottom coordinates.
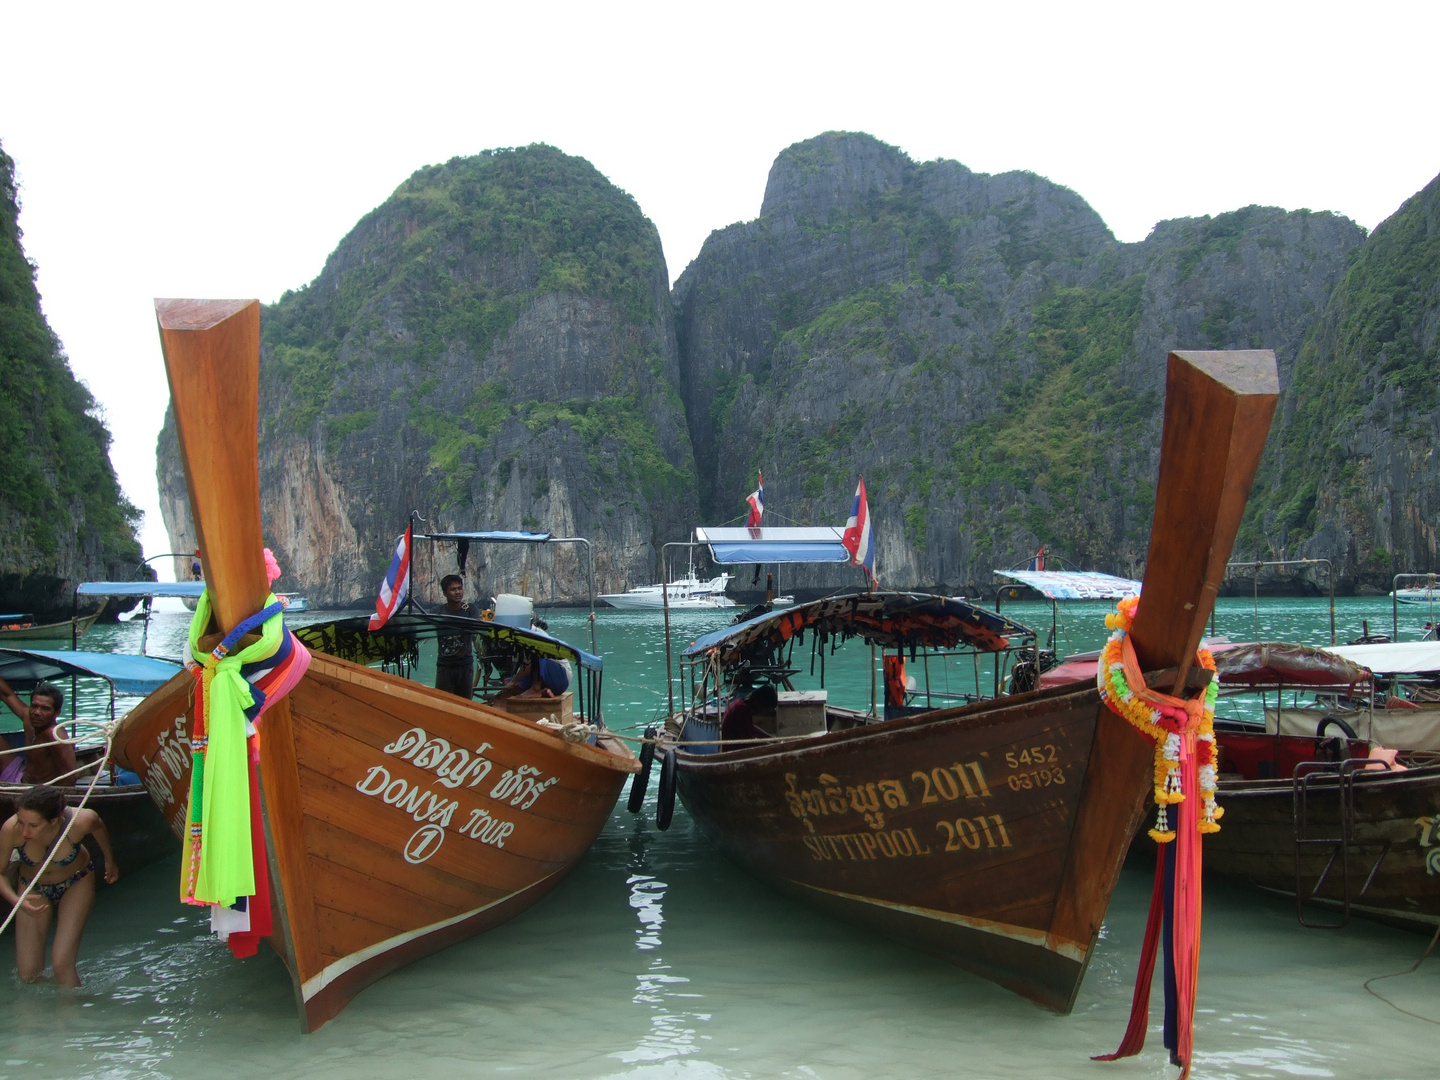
(1246, 170, 1440, 589)
(159, 146, 697, 605)
(158, 132, 1433, 604)
(0, 142, 142, 617)
(674, 132, 1366, 591)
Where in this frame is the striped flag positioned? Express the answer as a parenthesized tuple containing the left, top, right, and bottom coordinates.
(745, 471, 764, 528)
(368, 526, 412, 630)
(842, 478, 877, 588)
(1029, 546, 1046, 572)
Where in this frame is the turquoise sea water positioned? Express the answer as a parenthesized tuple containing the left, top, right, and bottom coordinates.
(3, 596, 1438, 1079)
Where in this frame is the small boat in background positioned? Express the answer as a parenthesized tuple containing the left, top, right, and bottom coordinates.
(278, 593, 310, 612)
(1392, 586, 1439, 606)
(599, 569, 735, 609)
(0, 602, 106, 642)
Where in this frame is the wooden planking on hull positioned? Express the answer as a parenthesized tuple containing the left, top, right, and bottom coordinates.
(114, 649, 634, 1030)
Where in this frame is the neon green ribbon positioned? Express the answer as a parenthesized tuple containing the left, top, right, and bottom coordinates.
(185, 588, 284, 908)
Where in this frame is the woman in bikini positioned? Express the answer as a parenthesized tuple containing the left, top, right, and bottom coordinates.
(1, 784, 119, 986)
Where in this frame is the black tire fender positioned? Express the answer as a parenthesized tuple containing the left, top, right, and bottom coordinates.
(1317, 715, 1359, 741)
(656, 748, 678, 832)
(627, 725, 658, 813)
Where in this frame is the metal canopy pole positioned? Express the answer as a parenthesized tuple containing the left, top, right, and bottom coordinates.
(1223, 558, 1335, 645)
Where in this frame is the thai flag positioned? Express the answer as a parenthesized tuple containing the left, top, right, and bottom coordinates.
(842, 478, 877, 587)
(368, 526, 411, 630)
(1028, 546, 1046, 572)
(746, 471, 764, 528)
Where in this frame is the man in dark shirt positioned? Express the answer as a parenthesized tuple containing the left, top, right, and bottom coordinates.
(431, 574, 479, 699)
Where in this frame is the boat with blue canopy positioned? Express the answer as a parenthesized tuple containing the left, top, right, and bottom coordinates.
(1, 646, 185, 874)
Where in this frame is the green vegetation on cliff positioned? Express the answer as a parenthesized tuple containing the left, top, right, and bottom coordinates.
(0, 142, 140, 607)
(262, 145, 666, 439)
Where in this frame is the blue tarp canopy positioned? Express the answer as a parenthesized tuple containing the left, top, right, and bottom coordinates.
(694, 526, 854, 565)
(684, 592, 1036, 663)
(994, 569, 1141, 601)
(418, 531, 553, 544)
(76, 581, 206, 599)
(0, 649, 183, 695)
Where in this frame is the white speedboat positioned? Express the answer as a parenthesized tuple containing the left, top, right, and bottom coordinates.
(1393, 586, 1439, 606)
(599, 572, 736, 609)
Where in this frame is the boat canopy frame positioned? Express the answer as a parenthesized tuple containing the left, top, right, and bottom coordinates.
(409, 518, 598, 654)
(293, 610, 606, 727)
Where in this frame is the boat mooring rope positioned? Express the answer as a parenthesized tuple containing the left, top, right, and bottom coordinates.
(1363, 922, 1440, 1025)
(0, 717, 117, 937)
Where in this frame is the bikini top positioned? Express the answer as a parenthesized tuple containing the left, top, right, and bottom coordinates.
(15, 809, 80, 868)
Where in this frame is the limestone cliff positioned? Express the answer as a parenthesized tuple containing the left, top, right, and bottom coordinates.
(1246, 169, 1440, 589)
(0, 142, 142, 616)
(159, 146, 697, 605)
(674, 132, 1365, 591)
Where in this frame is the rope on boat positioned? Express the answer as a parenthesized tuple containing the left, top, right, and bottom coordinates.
(0, 717, 117, 937)
(1363, 922, 1440, 1025)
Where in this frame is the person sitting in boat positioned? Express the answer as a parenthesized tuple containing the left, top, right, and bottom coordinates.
(0, 678, 77, 785)
(493, 655, 570, 701)
(428, 574, 480, 699)
(721, 681, 777, 743)
(0, 783, 119, 987)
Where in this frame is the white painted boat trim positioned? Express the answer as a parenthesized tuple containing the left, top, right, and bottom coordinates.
(300, 868, 562, 1001)
(791, 880, 1088, 963)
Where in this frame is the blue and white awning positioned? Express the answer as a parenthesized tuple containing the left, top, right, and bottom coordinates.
(994, 570, 1140, 601)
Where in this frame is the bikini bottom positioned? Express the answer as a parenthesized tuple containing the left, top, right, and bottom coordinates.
(21, 862, 93, 906)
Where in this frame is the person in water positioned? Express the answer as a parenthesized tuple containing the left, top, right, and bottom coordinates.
(1, 784, 119, 986)
(430, 574, 480, 699)
(0, 678, 77, 784)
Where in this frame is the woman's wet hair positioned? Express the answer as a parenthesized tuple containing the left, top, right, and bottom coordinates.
(30, 681, 63, 712)
(18, 784, 66, 821)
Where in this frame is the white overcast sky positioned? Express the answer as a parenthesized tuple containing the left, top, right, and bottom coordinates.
(4, 1, 1438, 575)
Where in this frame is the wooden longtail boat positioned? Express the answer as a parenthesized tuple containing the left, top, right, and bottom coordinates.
(0, 603, 106, 642)
(1194, 642, 1440, 931)
(1046, 641, 1440, 932)
(649, 350, 1279, 1012)
(112, 299, 638, 1032)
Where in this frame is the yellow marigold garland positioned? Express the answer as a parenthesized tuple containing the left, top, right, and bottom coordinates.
(1097, 596, 1221, 843)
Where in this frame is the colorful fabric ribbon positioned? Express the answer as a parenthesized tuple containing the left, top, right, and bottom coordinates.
(1094, 595, 1218, 1080)
(181, 587, 309, 914)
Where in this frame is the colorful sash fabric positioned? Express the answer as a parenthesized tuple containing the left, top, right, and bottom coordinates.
(181, 588, 310, 912)
(1094, 595, 1218, 1080)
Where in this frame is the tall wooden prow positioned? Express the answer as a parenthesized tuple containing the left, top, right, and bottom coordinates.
(154, 298, 269, 636)
(1128, 350, 1279, 680)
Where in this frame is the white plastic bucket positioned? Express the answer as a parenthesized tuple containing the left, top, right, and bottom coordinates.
(492, 593, 534, 629)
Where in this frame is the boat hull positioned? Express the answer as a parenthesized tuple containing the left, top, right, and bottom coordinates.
(0, 611, 101, 641)
(672, 681, 1154, 1012)
(1197, 760, 1440, 931)
(114, 651, 637, 1031)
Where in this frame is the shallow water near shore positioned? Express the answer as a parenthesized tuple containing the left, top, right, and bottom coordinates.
(3, 595, 1439, 1078)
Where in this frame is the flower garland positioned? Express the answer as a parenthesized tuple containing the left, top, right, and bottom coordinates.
(1096, 595, 1221, 842)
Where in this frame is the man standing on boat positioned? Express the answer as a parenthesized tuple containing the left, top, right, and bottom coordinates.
(0, 678, 77, 784)
(429, 574, 480, 699)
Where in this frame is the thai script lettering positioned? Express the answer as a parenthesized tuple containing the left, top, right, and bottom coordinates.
(489, 765, 558, 810)
(382, 726, 494, 789)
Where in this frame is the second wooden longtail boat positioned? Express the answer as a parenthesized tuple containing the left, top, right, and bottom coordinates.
(113, 299, 637, 1032)
(644, 350, 1280, 1012)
